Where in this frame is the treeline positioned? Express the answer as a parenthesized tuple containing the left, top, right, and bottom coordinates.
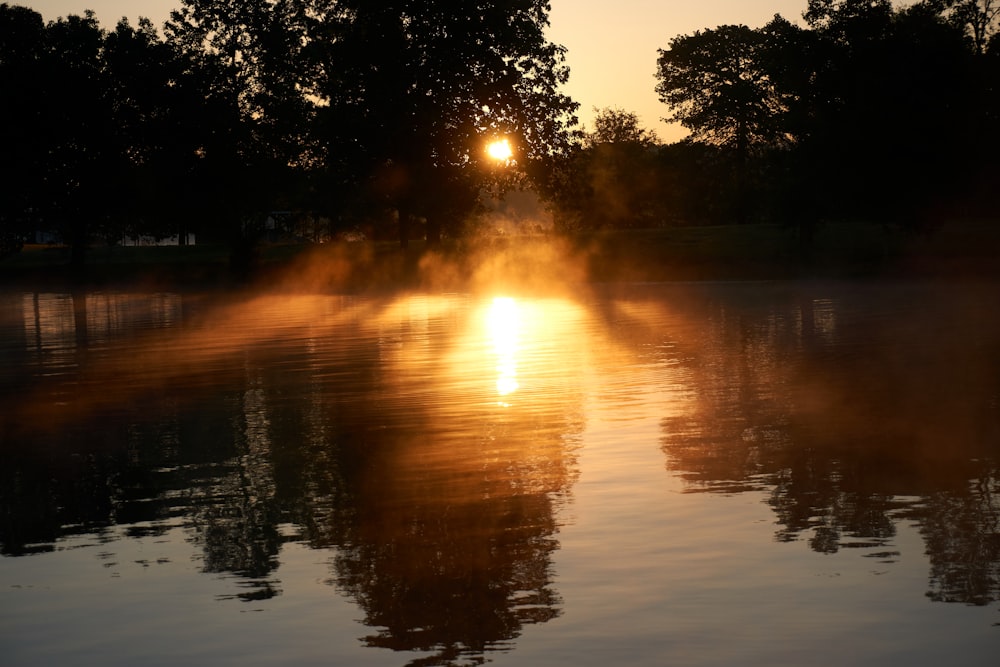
(560, 0, 1000, 237)
(0, 0, 578, 266)
(1, 0, 998, 268)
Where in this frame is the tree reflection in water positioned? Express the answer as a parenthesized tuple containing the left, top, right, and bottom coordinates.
(3, 284, 1000, 665)
(653, 283, 1000, 605)
(0, 291, 582, 665)
(301, 296, 581, 664)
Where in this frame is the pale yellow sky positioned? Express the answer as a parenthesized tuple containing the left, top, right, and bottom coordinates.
(25, 0, 819, 142)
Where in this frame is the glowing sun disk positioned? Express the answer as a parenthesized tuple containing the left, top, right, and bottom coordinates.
(486, 138, 513, 161)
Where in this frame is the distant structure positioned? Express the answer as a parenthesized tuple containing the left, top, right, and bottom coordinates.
(120, 233, 197, 246)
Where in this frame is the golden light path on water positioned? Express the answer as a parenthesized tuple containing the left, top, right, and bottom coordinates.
(3, 284, 1000, 666)
(488, 297, 521, 401)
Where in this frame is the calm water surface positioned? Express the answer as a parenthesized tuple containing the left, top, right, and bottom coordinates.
(1, 282, 998, 666)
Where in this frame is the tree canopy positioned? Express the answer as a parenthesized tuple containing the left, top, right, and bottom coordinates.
(315, 0, 579, 245)
(652, 0, 999, 229)
(2, 0, 999, 262)
(1, 0, 579, 260)
(656, 23, 790, 159)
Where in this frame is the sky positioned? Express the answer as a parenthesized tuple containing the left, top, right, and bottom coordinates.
(23, 0, 817, 143)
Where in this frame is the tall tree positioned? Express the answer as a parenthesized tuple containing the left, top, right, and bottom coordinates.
(656, 23, 796, 223)
(655, 24, 789, 162)
(799, 0, 977, 224)
(1, 6, 200, 262)
(102, 17, 196, 245)
(165, 0, 318, 272)
(315, 0, 579, 247)
(0, 4, 48, 256)
(27, 10, 112, 266)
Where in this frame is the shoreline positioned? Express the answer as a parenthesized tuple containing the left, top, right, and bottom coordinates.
(2, 222, 997, 293)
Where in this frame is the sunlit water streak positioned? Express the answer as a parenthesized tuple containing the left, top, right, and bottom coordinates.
(1, 283, 998, 666)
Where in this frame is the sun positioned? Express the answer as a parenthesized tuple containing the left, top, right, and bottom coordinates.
(486, 138, 513, 161)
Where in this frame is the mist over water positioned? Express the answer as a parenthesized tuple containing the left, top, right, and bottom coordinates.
(1, 281, 998, 666)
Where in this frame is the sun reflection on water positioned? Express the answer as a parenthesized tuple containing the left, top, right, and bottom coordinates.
(488, 297, 521, 402)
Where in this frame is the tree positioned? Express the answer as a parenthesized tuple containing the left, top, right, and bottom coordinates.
(1, 6, 203, 263)
(101, 17, 197, 245)
(165, 0, 318, 273)
(28, 11, 112, 267)
(0, 4, 48, 255)
(656, 23, 798, 224)
(921, 0, 1000, 53)
(797, 0, 978, 225)
(655, 24, 789, 162)
(587, 106, 659, 147)
(803, 0, 894, 39)
(916, 0, 1000, 217)
(652, 1, 989, 232)
(562, 107, 664, 229)
(315, 0, 579, 247)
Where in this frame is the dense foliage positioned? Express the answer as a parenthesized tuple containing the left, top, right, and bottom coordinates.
(0, 0, 578, 263)
(1, 0, 998, 267)
(652, 0, 1000, 233)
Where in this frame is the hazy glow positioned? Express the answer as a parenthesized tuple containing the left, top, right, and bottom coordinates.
(488, 297, 521, 399)
(486, 138, 513, 162)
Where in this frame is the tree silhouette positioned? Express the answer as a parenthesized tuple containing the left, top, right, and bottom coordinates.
(0, 6, 226, 261)
(656, 24, 789, 159)
(5, 10, 112, 266)
(917, 0, 999, 53)
(0, 5, 45, 249)
(314, 0, 578, 247)
(655, 23, 795, 224)
(101, 17, 207, 245)
(547, 107, 664, 230)
(798, 0, 978, 225)
(651, 0, 998, 228)
(164, 0, 317, 273)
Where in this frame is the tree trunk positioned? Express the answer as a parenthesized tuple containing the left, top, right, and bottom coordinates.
(735, 119, 749, 224)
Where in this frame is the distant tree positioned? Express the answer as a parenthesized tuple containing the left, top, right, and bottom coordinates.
(573, 108, 664, 229)
(660, 24, 789, 223)
(916, 0, 1000, 216)
(0, 7, 201, 263)
(655, 24, 790, 164)
(587, 107, 659, 147)
(653, 1, 990, 233)
(798, 0, 977, 225)
(101, 17, 199, 245)
(654, 140, 734, 225)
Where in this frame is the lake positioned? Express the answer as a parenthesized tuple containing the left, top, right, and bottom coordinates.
(1, 281, 998, 666)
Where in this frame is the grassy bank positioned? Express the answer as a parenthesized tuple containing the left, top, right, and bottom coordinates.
(572, 220, 1000, 282)
(2, 221, 997, 292)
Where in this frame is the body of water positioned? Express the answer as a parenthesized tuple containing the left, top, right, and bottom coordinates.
(1, 281, 998, 666)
